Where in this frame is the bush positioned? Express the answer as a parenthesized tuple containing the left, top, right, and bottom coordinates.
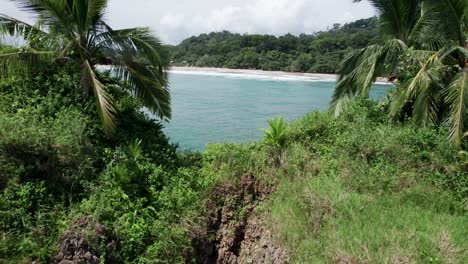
(0, 108, 94, 194)
(75, 140, 209, 262)
(0, 66, 187, 262)
(0, 108, 94, 262)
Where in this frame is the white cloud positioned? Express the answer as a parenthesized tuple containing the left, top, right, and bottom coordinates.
(0, 0, 376, 44)
(157, 0, 375, 43)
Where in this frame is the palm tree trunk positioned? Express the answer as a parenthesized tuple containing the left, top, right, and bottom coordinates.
(81, 63, 90, 101)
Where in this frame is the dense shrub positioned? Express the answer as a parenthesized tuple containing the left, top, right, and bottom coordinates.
(76, 140, 209, 262)
(0, 66, 196, 263)
(0, 109, 94, 192)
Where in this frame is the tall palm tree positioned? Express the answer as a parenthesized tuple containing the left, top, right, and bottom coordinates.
(332, 0, 468, 144)
(0, 0, 171, 135)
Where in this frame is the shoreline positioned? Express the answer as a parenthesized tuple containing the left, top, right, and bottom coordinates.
(170, 66, 339, 80)
(169, 66, 390, 84)
(169, 66, 338, 81)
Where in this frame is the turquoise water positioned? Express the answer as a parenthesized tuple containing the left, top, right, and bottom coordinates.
(163, 72, 391, 150)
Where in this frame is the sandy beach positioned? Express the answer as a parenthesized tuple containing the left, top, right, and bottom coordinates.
(170, 66, 338, 79)
(170, 67, 338, 81)
(169, 66, 390, 84)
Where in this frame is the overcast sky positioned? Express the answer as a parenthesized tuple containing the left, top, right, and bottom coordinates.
(0, 0, 376, 44)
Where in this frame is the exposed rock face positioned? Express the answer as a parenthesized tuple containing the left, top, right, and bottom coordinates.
(190, 174, 289, 264)
(54, 216, 122, 264)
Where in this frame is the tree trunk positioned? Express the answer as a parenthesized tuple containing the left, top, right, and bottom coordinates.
(81, 64, 90, 101)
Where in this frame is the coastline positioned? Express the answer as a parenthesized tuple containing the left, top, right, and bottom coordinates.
(169, 66, 390, 84)
(170, 66, 338, 79)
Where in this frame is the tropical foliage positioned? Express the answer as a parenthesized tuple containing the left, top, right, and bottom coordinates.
(0, 0, 171, 135)
(261, 116, 288, 149)
(0, 69, 203, 263)
(261, 116, 289, 167)
(203, 101, 467, 262)
(170, 17, 379, 73)
(0, 55, 466, 264)
(0, 1, 466, 263)
(332, 0, 468, 144)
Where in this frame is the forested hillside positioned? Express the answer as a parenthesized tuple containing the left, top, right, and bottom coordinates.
(169, 17, 380, 73)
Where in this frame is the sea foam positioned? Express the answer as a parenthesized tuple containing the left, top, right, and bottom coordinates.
(168, 69, 337, 83)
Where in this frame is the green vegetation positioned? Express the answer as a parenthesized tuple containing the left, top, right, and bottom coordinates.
(0, 67, 466, 262)
(332, 0, 468, 144)
(261, 116, 288, 149)
(198, 101, 467, 262)
(0, 0, 466, 263)
(0, 0, 171, 135)
(271, 102, 467, 262)
(0, 67, 207, 263)
(261, 116, 288, 167)
(170, 17, 379, 73)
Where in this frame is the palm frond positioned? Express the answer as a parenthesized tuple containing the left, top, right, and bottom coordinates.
(388, 83, 410, 119)
(365, 0, 422, 42)
(331, 39, 405, 115)
(68, 0, 107, 38)
(403, 49, 444, 97)
(422, 0, 467, 45)
(390, 49, 446, 125)
(82, 59, 116, 135)
(446, 69, 468, 144)
(12, 0, 68, 24)
(113, 63, 171, 119)
(0, 13, 66, 51)
(332, 95, 352, 117)
(261, 116, 288, 148)
(0, 14, 45, 38)
(0, 48, 56, 77)
(96, 27, 171, 119)
(408, 49, 437, 65)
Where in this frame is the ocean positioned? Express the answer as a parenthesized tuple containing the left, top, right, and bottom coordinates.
(160, 69, 392, 150)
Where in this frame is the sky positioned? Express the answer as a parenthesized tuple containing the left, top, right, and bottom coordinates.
(0, 0, 376, 44)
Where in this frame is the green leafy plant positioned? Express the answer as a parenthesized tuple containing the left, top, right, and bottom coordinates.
(332, 0, 468, 145)
(261, 116, 288, 167)
(0, 0, 171, 136)
(262, 116, 288, 149)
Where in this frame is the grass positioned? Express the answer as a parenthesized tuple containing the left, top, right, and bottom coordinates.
(265, 102, 468, 263)
(270, 168, 467, 263)
(203, 101, 467, 263)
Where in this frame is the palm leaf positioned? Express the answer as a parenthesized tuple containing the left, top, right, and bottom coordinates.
(96, 27, 171, 119)
(82, 59, 116, 135)
(390, 49, 446, 125)
(0, 14, 45, 38)
(364, 0, 422, 42)
(0, 48, 56, 77)
(446, 69, 468, 144)
(331, 39, 405, 115)
(261, 116, 288, 148)
(422, 0, 467, 45)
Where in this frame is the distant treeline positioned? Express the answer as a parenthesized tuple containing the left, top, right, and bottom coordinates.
(169, 17, 380, 73)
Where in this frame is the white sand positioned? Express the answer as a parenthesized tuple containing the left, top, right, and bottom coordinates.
(169, 66, 390, 84)
(170, 66, 337, 79)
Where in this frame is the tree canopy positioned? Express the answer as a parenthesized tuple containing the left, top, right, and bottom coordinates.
(0, 0, 171, 136)
(332, 0, 468, 144)
(170, 17, 380, 73)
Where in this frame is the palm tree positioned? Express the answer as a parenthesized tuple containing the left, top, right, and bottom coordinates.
(332, 0, 468, 144)
(0, 0, 171, 135)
